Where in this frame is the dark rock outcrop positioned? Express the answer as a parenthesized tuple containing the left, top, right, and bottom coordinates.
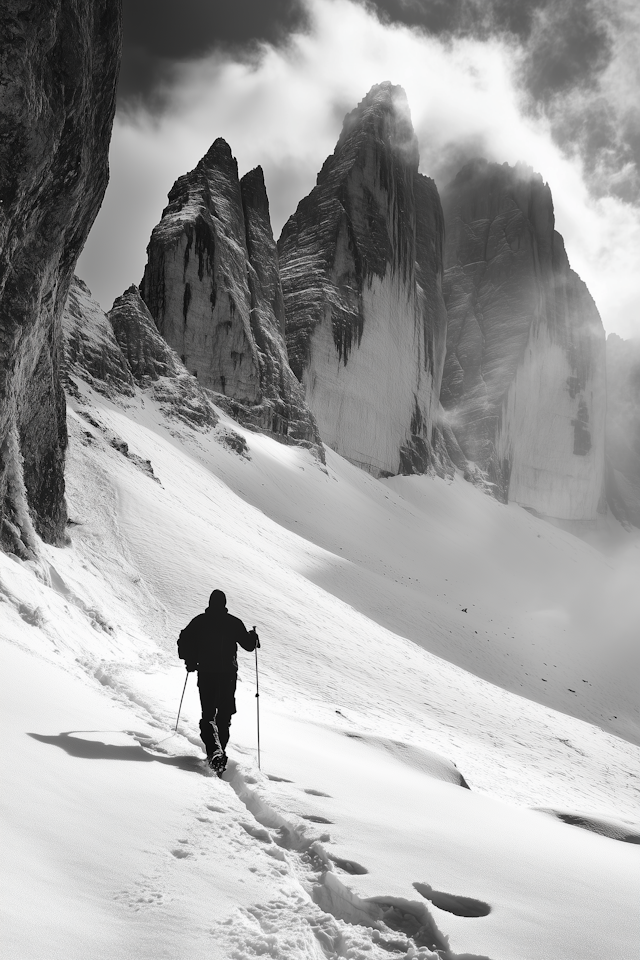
(440, 159, 606, 520)
(63, 277, 134, 396)
(109, 286, 218, 428)
(278, 82, 449, 477)
(62, 275, 222, 432)
(139, 142, 319, 446)
(0, 0, 121, 554)
(605, 334, 640, 528)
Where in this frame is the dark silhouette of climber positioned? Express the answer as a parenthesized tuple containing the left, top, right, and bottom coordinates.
(178, 589, 259, 772)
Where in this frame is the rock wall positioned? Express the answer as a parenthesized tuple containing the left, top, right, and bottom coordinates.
(0, 0, 121, 554)
(278, 83, 449, 477)
(62, 279, 219, 449)
(140, 142, 319, 446)
(441, 160, 606, 520)
(605, 334, 640, 528)
(63, 278, 134, 396)
(109, 286, 218, 429)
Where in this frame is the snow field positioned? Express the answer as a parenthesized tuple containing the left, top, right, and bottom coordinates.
(2, 378, 640, 960)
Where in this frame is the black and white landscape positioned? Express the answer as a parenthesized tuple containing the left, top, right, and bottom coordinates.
(2, 3, 640, 960)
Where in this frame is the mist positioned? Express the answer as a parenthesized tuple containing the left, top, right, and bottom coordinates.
(79, 0, 640, 338)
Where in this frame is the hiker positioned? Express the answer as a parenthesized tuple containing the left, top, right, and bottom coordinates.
(178, 589, 259, 772)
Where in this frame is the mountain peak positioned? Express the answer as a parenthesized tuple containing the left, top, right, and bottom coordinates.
(279, 82, 448, 478)
(448, 159, 551, 218)
(449, 157, 545, 191)
(440, 156, 605, 519)
(337, 81, 418, 165)
(356, 79, 407, 110)
(197, 137, 236, 173)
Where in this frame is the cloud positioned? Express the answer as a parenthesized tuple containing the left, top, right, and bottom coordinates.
(532, 0, 640, 204)
(118, 0, 307, 106)
(79, 0, 640, 338)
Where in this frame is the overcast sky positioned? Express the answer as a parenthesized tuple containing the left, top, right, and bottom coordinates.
(78, 0, 640, 338)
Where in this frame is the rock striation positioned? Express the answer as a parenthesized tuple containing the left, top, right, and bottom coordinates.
(62, 279, 218, 429)
(0, 0, 121, 554)
(63, 277, 134, 397)
(278, 82, 450, 477)
(440, 159, 606, 520)
(605, 334, 640, 528)
(140, 143, 319, 447)
(109, 285, 218, 428)
(62, 279, 220, 480)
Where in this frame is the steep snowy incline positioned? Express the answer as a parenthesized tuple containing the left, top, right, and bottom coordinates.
(2, 373, 639, 960)
(69, 383, 639, 750)
(58, 376, 640, 805)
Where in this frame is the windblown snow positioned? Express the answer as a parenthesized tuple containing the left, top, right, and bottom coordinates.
(2, 370, 639, 960)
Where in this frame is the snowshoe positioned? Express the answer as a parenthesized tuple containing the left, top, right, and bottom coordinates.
(207, 750, 227, 776)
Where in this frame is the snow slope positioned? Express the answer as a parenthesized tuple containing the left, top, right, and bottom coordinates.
(2, 377, 639, 960)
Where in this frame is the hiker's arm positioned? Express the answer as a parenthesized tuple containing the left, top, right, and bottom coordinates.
(237, 620, 259, 651)
(178, 618, 199, 669)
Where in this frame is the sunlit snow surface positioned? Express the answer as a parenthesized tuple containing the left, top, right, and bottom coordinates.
(2, 381, 640, 960)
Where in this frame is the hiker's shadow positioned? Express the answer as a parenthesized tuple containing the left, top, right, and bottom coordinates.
(27, 731, 205, 774)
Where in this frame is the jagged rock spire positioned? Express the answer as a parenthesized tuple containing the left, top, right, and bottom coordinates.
(278, 82, 450, 477)
(140, 140, 320, 446)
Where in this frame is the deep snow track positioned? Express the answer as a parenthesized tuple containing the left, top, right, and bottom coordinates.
(109, 681, 488, 958)
(127, 716, 486, 959)
(215, 757, 491, 960)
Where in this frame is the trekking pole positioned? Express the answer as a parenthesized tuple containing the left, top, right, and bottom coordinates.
(253, 627, 261, 770)
(175, 671, 189, 733)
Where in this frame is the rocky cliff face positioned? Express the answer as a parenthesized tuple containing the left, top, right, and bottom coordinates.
(140, 143, 319, 446)
(63, 278, 134, 397)
(62, 280, 220, 473)
(109, 286, 218, 428)
(63, 278, 220, 429)
(440, 160, 606, 520)
(0, 0, 121, 555)
(278, 82, 449, 477)
(605, 334, 640, 528)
